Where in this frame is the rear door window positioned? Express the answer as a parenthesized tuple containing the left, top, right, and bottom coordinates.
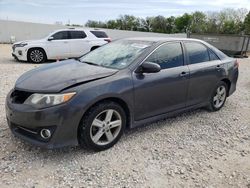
(146, 42, 184, 69)
(52, 31, 69, 40)
(185, 42, 209, 64)
(208, 50, 220, 61)
(70, 31, 87, 39)
(90, 31, 108, 38)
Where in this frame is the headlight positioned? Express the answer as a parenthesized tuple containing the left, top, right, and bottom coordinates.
(24, 92, 76, 108)
(16, 43, 28, 47)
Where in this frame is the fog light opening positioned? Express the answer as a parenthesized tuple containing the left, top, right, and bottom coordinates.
(40, 129, 51, 139)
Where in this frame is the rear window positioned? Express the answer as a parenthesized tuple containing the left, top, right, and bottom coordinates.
(90, 31, 108, 38)
(208, 50, 220, 61)
(70, 31, 86, 39)
(206, 43, 227, 60)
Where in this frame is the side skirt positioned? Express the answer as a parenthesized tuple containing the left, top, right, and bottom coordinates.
(130, 102, 208, 129)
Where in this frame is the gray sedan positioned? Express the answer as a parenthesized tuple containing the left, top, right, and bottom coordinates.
(5, 38, 239, 151)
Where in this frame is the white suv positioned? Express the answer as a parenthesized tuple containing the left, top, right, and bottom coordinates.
(12, 28, 111, 63)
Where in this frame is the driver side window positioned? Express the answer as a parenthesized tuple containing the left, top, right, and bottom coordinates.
(51, 31, 69, 40)
(146, 42, 184, 69)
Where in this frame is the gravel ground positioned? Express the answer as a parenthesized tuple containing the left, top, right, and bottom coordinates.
(0, 44, 250, 188)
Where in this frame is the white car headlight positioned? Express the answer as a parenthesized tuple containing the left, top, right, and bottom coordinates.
(16, 43, 28, 47)
(24, 92, 76, 108)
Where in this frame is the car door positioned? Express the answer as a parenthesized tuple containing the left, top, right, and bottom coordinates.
(133, 42, 190, 121)
(69, 30, 91, 57)
(46, 31, 71, 59)
(184, 42, 224, 106)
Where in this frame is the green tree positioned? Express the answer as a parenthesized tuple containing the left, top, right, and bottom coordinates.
(84, 9, 249, 35)
(165, 16, 176, 33)
(117, 15, 139, 30)
(106, 20, 118, 29)
(85, 20, 106, 28)
(244, 11, 250, 34)
(139, 17, 153, 32)
(216, 8, 246, 34)
(151, 16, 167, 33)
(175, 13, 192, 32)
(190, 11, 207, 33)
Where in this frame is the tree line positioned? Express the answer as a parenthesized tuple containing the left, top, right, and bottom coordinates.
(84, 8, 250, 35)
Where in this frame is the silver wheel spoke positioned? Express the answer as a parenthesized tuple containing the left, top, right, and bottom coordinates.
(105, 110, 113, 122)
(213, 95, 218, 102)
(92, 119, 103, 128)
(109, 120, 121, 129)
(105, 131, 114, 142)
(215, 99, 220, 106)
(92, 129, 104, 143)
(219, 87, 225, 95)
(217, 87, 221, 94)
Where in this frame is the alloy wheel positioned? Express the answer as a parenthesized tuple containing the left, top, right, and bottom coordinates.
(30, 50, 44, 63)
(90, 109, 122, 146)
(213, 85, 226, 108)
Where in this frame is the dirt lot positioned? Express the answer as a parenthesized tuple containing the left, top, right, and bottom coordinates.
(0, 44, 250, 188)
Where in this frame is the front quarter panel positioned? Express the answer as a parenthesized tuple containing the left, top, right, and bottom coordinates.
(64, 71, 134, 136)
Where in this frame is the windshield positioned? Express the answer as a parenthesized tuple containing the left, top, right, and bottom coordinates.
(79, 40, 153, 69)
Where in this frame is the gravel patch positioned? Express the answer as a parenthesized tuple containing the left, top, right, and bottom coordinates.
(0, 44, 250, 187)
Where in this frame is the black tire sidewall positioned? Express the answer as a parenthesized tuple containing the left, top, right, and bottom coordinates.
(78, 101, 126, 151)
(28, 48, 46, 63)
(209, 81, 228, 111)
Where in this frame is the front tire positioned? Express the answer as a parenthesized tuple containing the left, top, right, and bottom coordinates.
(78, 101, 126, 151)
(28, 48, 46, 63)
(207, 81, 228, 111)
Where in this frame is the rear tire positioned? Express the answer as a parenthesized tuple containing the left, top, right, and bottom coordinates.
(27, 48, 46, 63)
(78, 101, 126, 151)
(207, 81, 228, 111)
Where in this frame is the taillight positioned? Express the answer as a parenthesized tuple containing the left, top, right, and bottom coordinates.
(234, 59, 239, 68)
(104, 38, 111, 43)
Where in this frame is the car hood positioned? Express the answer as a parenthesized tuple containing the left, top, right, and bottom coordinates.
(13, 39, 45, 45)
(15, 59, 118, 93)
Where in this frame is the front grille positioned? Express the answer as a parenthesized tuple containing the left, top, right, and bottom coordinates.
(10, 90, 33, 104)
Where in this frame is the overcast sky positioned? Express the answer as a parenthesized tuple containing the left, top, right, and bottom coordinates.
(0, 0, 249, 25)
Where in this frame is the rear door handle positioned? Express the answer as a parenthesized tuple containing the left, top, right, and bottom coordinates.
(216, 65, 222, 71)
(180, 71, 188, 77)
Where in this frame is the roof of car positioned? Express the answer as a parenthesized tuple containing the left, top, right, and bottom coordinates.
(54, 28, 105, 32)
(123, 37, 203, 43)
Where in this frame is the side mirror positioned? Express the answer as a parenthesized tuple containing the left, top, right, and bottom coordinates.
(48, 36, 54, 41)
(136, 62, 161, 74)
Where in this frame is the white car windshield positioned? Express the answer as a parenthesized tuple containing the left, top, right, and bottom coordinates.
(79, 40, 153, 69)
